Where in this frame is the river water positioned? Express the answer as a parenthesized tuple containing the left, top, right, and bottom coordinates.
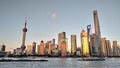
(0, 57, 120, 68)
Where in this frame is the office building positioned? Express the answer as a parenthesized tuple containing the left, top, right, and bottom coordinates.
(105, 40, 112, 56)
(13, 48, 21, 55)
(87, 24, 92, 56)
(93, 10, 101, 38)
(27, 45, 32, 55)
(90, 33, 100, 56)
(32, 42, 36, 55)
(71, 35, 77, 55)
(93, 10, 101, 56)
(81, 29, 89, 56)
(113, 41, 119, 56)
(52, 38, 55, 46)
(60, 38, 68, 56)
(76, 47, 82, 56)
(38, 41, 45, 55)
(58, 32, 66, 50)
(0, 44, 6, 51)
(100, 38, 107, 57)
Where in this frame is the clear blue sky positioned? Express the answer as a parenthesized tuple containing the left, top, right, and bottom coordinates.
(0, 0, 120, 51)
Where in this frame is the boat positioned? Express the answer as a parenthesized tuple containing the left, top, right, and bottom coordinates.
(78, 58, 105, 61)
(0, 58, 48, 62)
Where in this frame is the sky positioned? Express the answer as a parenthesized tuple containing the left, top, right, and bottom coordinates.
(0, 0, 120, 52)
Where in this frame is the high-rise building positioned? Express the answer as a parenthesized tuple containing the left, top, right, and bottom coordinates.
(44, 41, 54, 55)
(37, 45, 40, 55)
(76, 47, 82, 56)
(27, 45, 32, 55)
(93, 10, 101, 38)
(60, 38, 68, 56)
(81, 29, 89, 56)
(100, 38, 107, 57)
(93, 10, 101, 56)
(106, 40, 112, 56)
(48, 41, 53, 55)
(38, 41, 45, 55)
(90, 33, 100, 56)
(52, 38, 55, 46)
(87, 24, 92, 56)
(21, 18, 27, 54)
(1, 44, 6, 51)
(58, 32, 66, 50)
(32, 42, 36, 55)
(113, 41, 118, 56)
(71, 35, 77, 55)
(117, 45, 120, 56)
(13, 48, 21, 55)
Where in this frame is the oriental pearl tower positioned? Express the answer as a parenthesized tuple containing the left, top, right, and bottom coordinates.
(21, 18, 27, 54)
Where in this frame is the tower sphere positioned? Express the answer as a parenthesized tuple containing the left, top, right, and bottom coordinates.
(23, 28, 27, 32)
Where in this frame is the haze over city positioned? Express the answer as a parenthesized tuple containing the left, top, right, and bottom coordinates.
(0, 0, 120, 52)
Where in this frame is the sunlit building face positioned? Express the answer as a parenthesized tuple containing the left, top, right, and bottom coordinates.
(38, 41, 45, 55)
(61, 41, 67, 56)
(81, 29, 89, 56)
(100, 38, 107, 57)
(58, 32, 66, 50)
(27, 45, 32, 55)
(71, 35, 77, 55)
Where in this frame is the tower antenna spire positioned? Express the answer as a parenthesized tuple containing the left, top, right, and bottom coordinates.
(25, 17, 27, 28)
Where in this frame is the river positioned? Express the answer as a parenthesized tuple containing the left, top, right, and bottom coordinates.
(0, 57, 120, 68)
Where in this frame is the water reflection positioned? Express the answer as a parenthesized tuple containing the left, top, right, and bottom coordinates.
(0, 58, 120, 68)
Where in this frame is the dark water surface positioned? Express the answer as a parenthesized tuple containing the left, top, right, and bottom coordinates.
(0, 58, 120, 68)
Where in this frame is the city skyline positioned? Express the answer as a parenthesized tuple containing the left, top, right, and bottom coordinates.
(0, 0, 120, 52)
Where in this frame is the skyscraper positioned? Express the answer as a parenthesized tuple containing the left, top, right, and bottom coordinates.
(93, 10, 101, 56)
(52, 38, 55, 46)
(21, 18, 27, 54)
(71, 35, 77, 55)
(38, 41, 45, 55)
(47, 41, 53, 55)
(1, 44, 6, 51)
(100, 38, 107, 57)
(58, 32, 66, 50)
(113, 41, 118, 56)
(87, 24, 92, 56)
(90, 33, 100, 56)
(81, 29, 89, 56)
(26, 45, 32, 55)
(60, 38, 68, 56)
(93, 10, 101, 38)
(32, 42, 36, 55)
(106, 40, 112, 56)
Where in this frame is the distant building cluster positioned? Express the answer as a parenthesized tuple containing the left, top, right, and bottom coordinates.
(1, 10, 120, 57)
(0, 44, 7, 57)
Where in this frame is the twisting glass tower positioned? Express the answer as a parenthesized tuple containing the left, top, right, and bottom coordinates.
(93, 10, 101, 56)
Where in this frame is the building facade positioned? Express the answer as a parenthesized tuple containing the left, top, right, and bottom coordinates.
(90, 33, 100, 56)
(81, 29, 89, 56)
(71, 35, 77, 55)
(0, 44, 6, 51)
(100, 38, 107, 57)
(32, 42, 36, 55)
(26, 45, 32, 55)
(106, 40, 112, 56)
(60, 38, 68, 56)
(38, 41, 45, 55)
(58, 32, 66, 50)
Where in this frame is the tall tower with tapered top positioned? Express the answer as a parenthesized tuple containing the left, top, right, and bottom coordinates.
(93, 10, 101, 38)
(21, 18, 27, 54)
(93, 10, 101, 56)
